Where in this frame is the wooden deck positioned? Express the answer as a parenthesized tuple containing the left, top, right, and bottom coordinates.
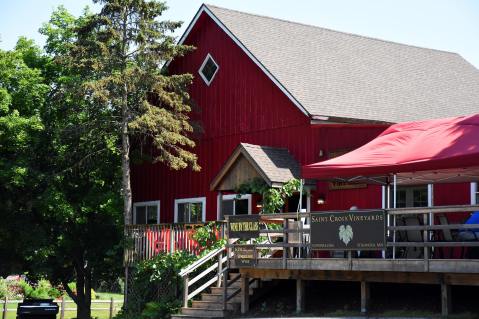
(232, 257, 479, 274)
(224, 205, 479, 316)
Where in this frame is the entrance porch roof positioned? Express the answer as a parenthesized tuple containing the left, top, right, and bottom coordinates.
(210, 143, 305, 191)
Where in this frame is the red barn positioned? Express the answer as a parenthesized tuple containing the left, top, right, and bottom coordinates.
(130, 4, 479, 225)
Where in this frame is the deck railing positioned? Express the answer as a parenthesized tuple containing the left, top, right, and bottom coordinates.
(225, 205, 479, 273)
(124, 222, 225, 266)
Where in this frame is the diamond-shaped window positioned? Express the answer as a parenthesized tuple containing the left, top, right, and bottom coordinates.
(199, 54, 219, 85)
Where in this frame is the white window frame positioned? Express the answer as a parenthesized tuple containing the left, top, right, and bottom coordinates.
(217, 194, 252, 220)
(198, 53, 219, 86)
(384, 184, 430, 208)
(471, 182, 478, 205)
(174, 197, 206, 223)
(133, 200, 160, 224)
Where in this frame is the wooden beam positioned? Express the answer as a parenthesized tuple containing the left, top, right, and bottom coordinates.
(240, 274, 249, 314)
(360, 281, 370, 314)
(441, 282, 452, 317)
(239, 269, 479, 286)
(387, 204, 479, 215)
(233, 257, 479, 274)
(296, 279, 305, 313)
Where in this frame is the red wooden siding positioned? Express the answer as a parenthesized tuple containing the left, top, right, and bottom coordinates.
(130, 11, 473, 223)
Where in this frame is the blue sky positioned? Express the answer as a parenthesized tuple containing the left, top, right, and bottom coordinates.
(1, 0, 479, 67)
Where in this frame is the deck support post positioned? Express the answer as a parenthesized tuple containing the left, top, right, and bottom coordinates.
(441, 282, 452, 317)
(241, 274, 249, 314)
(360, 281, 370, 314)
(296, 279, 305, 313)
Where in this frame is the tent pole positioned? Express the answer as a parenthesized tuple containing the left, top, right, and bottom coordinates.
(383, 177, 391, 259)
(298, 179, 304, 215)
(392, 174, 397, 259)
(298, 179, 305, 259)
(393, 174, 397, 209)
(428, 184, 434, 241)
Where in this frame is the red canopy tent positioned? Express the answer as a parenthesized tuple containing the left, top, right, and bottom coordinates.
(302, 114, 479, 185)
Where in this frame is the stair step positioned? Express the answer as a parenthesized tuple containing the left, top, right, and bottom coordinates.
(181, 307, 230, 317)
(228, 273, 240, 280)
(201, 293, 242, 303)
(191, 300, 240, 311)
(224, 279, 259, 289)
(210, 286, 253, 295)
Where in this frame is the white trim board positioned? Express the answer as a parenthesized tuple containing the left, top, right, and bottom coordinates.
(174, 4, 310, 117)
(216, 194, 252, 220)
(174, 197, 207, 223)
(471, 182, 478, 205)
(133, 200, 160, 224)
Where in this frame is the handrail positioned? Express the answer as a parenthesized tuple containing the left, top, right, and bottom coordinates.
(389, 223, 479, 231)
(180, 246, 225, 276)
(386, 204, 479, 215)
(125, 223, 205, 228)
(181, 245, 228, 308)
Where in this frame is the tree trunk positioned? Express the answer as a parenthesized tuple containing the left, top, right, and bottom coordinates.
(71, 259, 92, 319)
(76, 300, 91, 319)
(121, 82, 132, 226)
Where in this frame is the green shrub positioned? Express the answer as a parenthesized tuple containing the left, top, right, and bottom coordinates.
(18, 280, 34, 298)
(116, 251, 196, 319)
(140, 301, 181, 319)
(5, 279, 33, 300)
(193, 222, 226, 256)
(0, 278, 7, 299)
(29, 280, 51, 299)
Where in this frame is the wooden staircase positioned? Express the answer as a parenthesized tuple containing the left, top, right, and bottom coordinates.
(171, 246, 258, 319)
(171, 273, 258, 319)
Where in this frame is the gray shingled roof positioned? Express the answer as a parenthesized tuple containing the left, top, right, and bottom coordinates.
(210, 143, 302, 190)
(240, 143, 300, 185)
(206, 5, 479, 123)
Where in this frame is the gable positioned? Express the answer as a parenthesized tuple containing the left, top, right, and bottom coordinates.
(210, 143, 303, 191)
(168, 6, 309, 139)
(176, 4, 309, 118)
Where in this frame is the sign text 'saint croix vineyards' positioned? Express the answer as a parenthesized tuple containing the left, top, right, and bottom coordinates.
(310, 210, 386, 250)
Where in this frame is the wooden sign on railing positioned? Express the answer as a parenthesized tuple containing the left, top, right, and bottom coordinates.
(233, 245, 257, 267)
(228, 215, 260, 239)
(310, 210, 386, 250)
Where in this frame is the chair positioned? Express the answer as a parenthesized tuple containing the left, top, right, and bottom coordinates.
(436, 214, 456, 259)
(288, 220, 302, 258)
(402, 216, 423, 259)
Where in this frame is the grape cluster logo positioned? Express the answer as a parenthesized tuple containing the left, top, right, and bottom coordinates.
(339, 225, 353, 245)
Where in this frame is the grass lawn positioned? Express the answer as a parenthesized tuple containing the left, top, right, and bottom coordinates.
(95, 292, 124, 300)
(4, 293, 124, 319)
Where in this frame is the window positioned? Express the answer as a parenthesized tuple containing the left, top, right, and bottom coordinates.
(217, 194, 252, 220)
(198, 54, 219, 85)
(392, 186, 428, 208)
(287, 193, 309, 212)
(175, 197, 206, 223)
(133, 201, 160, 224)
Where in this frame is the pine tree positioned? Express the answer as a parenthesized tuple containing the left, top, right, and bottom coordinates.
(58, 0, 199, 226)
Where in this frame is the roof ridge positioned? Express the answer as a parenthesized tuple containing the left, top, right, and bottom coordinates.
(204, 3, 459, 56)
